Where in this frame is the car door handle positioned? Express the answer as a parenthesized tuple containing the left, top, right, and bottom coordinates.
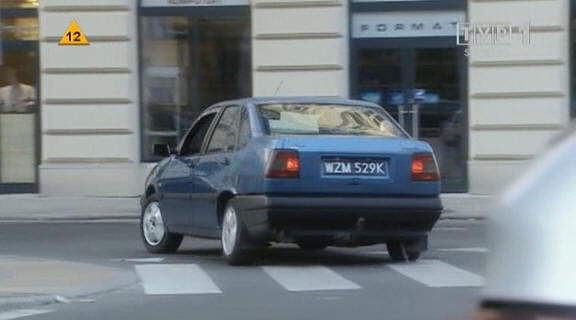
(220, 158, 230, 166)
(185, 161, 195, 168)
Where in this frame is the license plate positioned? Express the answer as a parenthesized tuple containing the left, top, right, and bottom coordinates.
(323, 159, 387, 176)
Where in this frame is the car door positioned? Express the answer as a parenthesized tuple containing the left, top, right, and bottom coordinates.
(158, 111, 218, 229)
(189, 105, 241, 231)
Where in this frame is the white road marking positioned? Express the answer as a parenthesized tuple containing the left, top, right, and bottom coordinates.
(135, 264, 221, 295)
(437, 247, 489, 253)
(263, 266, 361, 292)
(389, 260, 483, 288)
(362, 251, 388, 255)
(114, 257, 165, 263)
(0, 309, 53, 320)
(434, 227, 467, 231)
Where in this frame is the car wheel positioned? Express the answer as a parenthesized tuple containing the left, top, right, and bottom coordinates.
(406, 250, 421, 262)
(297, 242, 328, 250)
(386, 241, 423, 262)
(386, 241, 407, 262)
(221, 201, 249, 265)
(141, 195, 183, 254)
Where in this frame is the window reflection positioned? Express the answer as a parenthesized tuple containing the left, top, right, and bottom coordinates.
(0, 66, 36, 113)
(2, 17, 39, 40)
(140, 15, 251, 161)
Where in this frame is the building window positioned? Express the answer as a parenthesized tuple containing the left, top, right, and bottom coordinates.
(140, 12, 251, 161)
(0, 2, 39, 193)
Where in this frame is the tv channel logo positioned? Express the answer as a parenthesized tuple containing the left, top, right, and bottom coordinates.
(456, 23, 530, 55)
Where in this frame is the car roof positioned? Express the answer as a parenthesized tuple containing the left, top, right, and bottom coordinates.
(209, 96, 379, 109)
(484, 127, 576, 307)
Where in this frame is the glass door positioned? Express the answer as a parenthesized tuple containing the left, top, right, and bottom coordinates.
(413, 48, 466, 192)
(140, 15, 251, 161)
(354, 45, 467, 192)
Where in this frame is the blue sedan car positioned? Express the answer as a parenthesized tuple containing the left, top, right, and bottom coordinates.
(141, 97, 443, 265)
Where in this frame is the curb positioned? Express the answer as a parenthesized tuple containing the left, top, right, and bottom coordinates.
(0, 215, 486, 222)
(0, 208, 487, 222)
(0, 294, 60, 311)
(0, 216, 139, 222)
(0, 279, 140, 312)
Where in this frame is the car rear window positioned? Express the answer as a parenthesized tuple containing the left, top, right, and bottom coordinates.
(257, 103, 406, 137)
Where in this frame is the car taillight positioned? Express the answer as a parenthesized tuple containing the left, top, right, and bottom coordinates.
(266, 150, 300, 178)
(411, 153, 439, 181)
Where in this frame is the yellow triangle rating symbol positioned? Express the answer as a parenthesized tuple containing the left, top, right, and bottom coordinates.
(59, 20, 89, 46)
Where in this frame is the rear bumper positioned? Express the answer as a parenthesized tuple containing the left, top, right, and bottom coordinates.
(233, 195, 442, 246)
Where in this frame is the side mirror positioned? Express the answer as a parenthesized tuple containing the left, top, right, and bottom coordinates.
(153, 144, 172, 157)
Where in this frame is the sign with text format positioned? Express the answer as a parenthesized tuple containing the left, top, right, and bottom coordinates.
(352, 11, 465, 39)
(59, 20, 89, 46)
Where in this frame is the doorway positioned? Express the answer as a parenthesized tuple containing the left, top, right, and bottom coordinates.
(352, 43, 467, 192)
(140, 12, 251, 161)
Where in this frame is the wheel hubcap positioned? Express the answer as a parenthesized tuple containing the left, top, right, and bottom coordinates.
(222, 207, 238, 256)
(143, 202, 166, 246)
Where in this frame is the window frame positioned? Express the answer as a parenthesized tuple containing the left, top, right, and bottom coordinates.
(204, 104, 241, 155)
(235, 105, 252, 150)
(177, 109, 220, 157)
(0, 5, 40, 194)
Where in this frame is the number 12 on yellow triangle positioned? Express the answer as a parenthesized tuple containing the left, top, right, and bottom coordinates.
(59, 20, 89, 45)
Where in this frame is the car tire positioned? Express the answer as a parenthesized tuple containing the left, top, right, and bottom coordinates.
(140, 194, 183, 254)
(386, 241, 407, 262)
(406, 250, 422, 262)
(221, 200, 250, 265)
(386, 241, 423, 262)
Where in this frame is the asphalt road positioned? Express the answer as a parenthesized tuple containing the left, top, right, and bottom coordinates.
(0, 220, 486, 320)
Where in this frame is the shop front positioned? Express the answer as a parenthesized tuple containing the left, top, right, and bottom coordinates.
(350, 1, 468, 192)
(24, 0, 573, 196)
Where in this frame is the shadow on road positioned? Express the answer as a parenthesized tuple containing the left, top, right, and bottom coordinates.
(175, 244, 391, 266)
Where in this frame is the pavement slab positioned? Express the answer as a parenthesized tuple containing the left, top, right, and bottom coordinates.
(0, 255, 138, 311)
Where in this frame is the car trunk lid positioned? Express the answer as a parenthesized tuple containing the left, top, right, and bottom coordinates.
(264, 136, 438, 196)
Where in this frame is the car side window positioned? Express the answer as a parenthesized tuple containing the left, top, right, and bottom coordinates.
(206, 106, 240, 154)
(237, 109, 251, 149)
(179, 113, 216, 156)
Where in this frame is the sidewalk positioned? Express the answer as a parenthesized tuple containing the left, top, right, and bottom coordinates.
(0, 255, 138, 311)
(0, 193, 494, 221)
(0, 194, 141, 221)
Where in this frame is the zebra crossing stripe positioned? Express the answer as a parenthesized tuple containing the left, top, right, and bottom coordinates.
(135, 264, 221, 295)
(437, 247, 489, 253)
(113, 257, 165, 263)
(388, 259, 484, 288)
(262, 266, 361, 292)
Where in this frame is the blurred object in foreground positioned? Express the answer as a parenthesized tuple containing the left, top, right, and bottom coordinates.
(477, 129, 576, 318)
(474, 307, 576, 320)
